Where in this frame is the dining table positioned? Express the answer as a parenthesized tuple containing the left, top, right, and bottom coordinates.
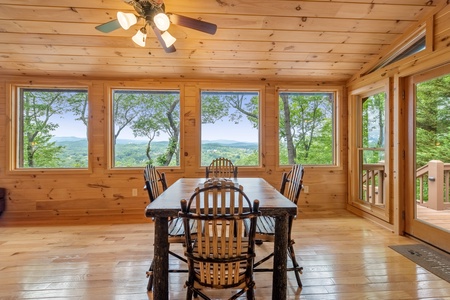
(145, 177, 298, 300)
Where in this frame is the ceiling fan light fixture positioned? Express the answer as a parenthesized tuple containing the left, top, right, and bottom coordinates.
(117, 11, 137, 30)
(153, 13, 170, 31)
(132, 28, 147, 47)
(161, 31, 176, 48)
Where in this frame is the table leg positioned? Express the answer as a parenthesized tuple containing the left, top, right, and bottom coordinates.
(152, 217, 169, 300)
(273, 215, 289, 299)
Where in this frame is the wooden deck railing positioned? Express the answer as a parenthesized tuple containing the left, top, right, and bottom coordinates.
(362, 163, 385, 206)
(362, 160, 450, 211)
(416, 160, 450, 210)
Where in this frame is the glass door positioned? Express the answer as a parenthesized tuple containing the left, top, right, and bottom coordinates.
(405, 64, 450, 251)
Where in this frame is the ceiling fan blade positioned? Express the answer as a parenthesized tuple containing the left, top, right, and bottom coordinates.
(168, 14, 217, 35)
(95, 19, 121, 33)
(151, 26, 176, 53)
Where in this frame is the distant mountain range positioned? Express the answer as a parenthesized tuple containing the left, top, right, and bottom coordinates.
(51, 136, 257, 145)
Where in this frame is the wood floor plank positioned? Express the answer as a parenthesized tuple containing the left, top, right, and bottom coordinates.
(1, 209, 449, 299)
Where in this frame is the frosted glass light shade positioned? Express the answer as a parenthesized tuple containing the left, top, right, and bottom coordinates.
(132, 29, 147, 47)
(161, 31, 176, 47)
(117, 12, 137, 30)
(153, 13, 170, 31)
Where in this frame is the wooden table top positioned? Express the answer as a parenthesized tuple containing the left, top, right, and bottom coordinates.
(145, 177, 298, 218)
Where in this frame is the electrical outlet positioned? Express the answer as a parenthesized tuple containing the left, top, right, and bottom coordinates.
(132, 188, 138, 196)
(303, 185, 309, 194)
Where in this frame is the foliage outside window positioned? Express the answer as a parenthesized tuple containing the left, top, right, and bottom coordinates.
(359, 91, 386, 204)
(200, 91, 259, 166)
(415, 73, 450, 202)
(16, 88, 88, 168)
(112, 89, 180, 167)
(278, 91, 334, 165)
(361, 92, 386, 164)
(415, 74, 450, 168)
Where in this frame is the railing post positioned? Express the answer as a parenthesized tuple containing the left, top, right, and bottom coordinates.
(427, 160, 444, 210)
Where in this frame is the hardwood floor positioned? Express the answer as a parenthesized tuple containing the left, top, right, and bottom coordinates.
(1, 210, 450, 299)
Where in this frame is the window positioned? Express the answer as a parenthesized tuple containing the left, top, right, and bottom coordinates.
(415, 72, 450, 211)
(200, 90, 259, 166)
(15, 87, 89, 169)
(348, 79, 390, 222)
(112, 89, 180, 167)
(359, 91, 386, 206)
(365, 28, 426, 75)
(278, 91, 335, 165)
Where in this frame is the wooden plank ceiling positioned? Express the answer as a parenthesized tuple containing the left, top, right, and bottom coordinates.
(0, 0, 443, 82)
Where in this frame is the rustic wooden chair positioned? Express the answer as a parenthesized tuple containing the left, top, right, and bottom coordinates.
(179, 179, 260, 300)
(143, 164, 192, 291)
(252, 164, 305, 288)
(205, 157, 238, 178)
(143, 164, 168, 202)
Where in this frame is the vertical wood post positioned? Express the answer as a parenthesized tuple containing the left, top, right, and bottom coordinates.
(152, 217, 169, 300)
(273, 215, 289, 300)
(427, 160, 444, 210)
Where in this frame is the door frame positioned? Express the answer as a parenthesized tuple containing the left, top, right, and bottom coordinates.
(404, 63, 450, 251)
(348, 78, 392, 224)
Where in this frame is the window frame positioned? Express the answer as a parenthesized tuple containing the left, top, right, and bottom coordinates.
(107, 85, 184, 171)
(348, 78, 391, 222)
(198, 84, 265, 172)
(276, 86, 341, 168)
(7, 83, 92, 174)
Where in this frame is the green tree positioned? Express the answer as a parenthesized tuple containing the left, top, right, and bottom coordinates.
(201, 91, 259, 165)
(113, 90, 180, 167)
(201, 92, 258, 127)
(67, 92, 89, 135)
(113, 92, 143, 144)
(416, 74, 450, 167)
(279, 93, 333, 165)
(361, 92, 385, 164)
(21, 89, 87, 167)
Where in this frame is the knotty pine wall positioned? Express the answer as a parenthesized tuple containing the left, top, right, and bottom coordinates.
(0, 79, 348, 221)
(1, 2, 448, 223)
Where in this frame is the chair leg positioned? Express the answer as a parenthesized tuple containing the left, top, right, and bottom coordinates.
(186, 287, 193, 300)
(246, 287, 255, 300)
(288, 244, 303, 288)
(146, 260, 154, 291)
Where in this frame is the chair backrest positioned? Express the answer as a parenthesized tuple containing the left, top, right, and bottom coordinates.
(279, 164, 304, 205)
(143, 164, 168, 202)
(279, 164, 304, 239)
(179, 179, 260, 291)
(205, 157, 238, 178)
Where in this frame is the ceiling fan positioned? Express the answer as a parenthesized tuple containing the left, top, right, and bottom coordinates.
(95, 0, 217, 53)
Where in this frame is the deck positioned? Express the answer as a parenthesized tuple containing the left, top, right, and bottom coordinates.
(417, 204, 450, 232)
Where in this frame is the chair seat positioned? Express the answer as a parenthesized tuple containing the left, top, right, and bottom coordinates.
(168, 217, 197, 241)
(168, 217, 186, 236)
(255, 215, 276, 237)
